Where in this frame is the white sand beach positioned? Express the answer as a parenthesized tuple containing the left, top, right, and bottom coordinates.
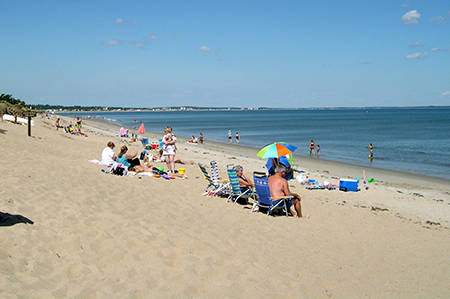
(1, 115, 449, 298)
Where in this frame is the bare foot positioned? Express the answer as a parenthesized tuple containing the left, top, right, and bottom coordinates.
(289, 206, 298, 218)
(299, 214, 310, 219)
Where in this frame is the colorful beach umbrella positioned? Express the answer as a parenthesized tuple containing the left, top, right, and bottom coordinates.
(137, 123, 145, 134)
(256, 142, 296, 159)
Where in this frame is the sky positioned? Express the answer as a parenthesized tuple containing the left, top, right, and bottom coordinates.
(1, 0, 449, 108)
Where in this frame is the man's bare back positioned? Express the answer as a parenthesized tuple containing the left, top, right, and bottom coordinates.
(268, 170, 308, 218)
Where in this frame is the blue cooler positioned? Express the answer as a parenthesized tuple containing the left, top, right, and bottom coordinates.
(339, 179, 360, 192)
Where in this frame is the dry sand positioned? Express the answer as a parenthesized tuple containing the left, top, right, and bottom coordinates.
(1, 115, 449, 298)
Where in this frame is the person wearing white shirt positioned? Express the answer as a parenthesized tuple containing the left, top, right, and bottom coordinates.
(101, 141, 117, 166)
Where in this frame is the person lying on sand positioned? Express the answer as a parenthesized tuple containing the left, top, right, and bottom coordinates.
(188, 135, 198, 143)
(117, 146, 153, 174)
(152, 149, 194, 165)
(269, 164, 309, 219)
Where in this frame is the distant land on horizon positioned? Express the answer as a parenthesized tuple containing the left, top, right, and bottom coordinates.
(46, 105, 450, 113)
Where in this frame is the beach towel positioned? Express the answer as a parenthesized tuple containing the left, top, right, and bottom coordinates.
(111, 164, 128, 176)
(305, 179, 337, 190)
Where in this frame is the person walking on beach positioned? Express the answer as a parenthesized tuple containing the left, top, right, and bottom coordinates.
(316, 145, 320, 156)
(235, 132, 240, 144)
(269, 165, 309, 219)
(309, 140, 315, 156)
(228, 130, 232, 144)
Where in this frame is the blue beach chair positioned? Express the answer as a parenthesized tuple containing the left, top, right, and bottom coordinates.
(251, 171, 292, 217)
(225, 164, 255, 204)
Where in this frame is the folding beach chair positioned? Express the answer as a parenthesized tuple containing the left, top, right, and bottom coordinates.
(251, 171, 292, 217)
(141, 138, 151, 150)
(198, 163, 229, 196)
(225, 164, 255, 205)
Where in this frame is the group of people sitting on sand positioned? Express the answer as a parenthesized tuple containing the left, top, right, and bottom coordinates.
(188, 133, 204, 144)
(55, 117, 87, 136)
(100, 141, 189, 178)
(100, 122, 306, 217)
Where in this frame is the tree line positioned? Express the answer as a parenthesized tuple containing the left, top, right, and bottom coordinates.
(0, 94, 26, 107)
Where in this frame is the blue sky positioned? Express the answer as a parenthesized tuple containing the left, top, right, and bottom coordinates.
(1, 0, 449, 108)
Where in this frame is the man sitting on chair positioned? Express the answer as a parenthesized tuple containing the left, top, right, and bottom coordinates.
(268, 164, 309, 219)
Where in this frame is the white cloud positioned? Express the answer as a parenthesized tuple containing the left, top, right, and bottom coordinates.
(144, 33, 159, 40)
(102, 39, 120, 46)
(198, 45, 212, 52)
(184, 90, 194, 94)
(357, 60, 375, 65)
(218, 57, 225, 61)
(430, 15, 446, 24)
(442, 91, 450, 97)
(405, 52, 428, 59)
(430, 47, 441, 52)
(401, 4, 410, 7)
(410, 41, 423, 48)
(406, 52, 420, 59)
(115, 18, 140, 25)
(133, 42, 146, 49)
(323, 62, 330, 66)
(402, 10, 421, 24)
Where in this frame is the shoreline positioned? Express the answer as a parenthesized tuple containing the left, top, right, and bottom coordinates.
(79, 115, 450, 190)
(66, 113, 450, 229)
(58, 109, 450, 181)
(1, 114, 450, 297)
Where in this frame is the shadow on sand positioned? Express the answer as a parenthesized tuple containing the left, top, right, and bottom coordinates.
(0, 212, 34, 227)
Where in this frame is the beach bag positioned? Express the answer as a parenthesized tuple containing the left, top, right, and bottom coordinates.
(152, 166, 167, 176)
(111, 164, 128, 176)
(140, 151, 146, 160)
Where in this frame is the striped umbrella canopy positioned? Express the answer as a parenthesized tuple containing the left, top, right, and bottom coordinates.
(256, 142, 297, 159)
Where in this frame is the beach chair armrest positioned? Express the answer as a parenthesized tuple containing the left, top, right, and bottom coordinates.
(270, 195, 293, 200)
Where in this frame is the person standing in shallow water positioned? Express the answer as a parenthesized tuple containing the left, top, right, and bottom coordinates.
(309, 140, 315, 156)
(228, 130, 232, 144)
(235, 132, 240, 144)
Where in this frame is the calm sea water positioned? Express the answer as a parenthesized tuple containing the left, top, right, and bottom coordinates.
(64, 108, 450, 179)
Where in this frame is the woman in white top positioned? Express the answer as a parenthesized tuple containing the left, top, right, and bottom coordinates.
(162, 126, 177, 173)
(101, 141, 117, 166)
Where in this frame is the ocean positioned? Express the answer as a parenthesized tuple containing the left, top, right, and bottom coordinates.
(63, 108, 450, 179)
